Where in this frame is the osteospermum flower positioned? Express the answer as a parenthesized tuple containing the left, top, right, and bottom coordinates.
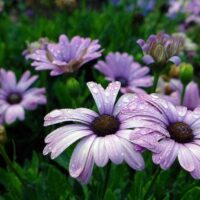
(43, 82, 144, 184)
(137, 32, 184, 66)
(26, 34, 102, 76)
(125, 93, 200, 178)
(157, 78, 200, 110)
(0, 69, 46, 124)
(95, 52, 152, 94)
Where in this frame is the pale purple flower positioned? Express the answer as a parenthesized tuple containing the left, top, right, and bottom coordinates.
(27, 34, 102, 76)
(124, 93, 200, 178)
(43, 82, 144, 184)
(95, 52, 152, 94)
(186, 0, 200, 15)
(137, 32, 184, 66)
(0, 69, 46, 125)
(158, 78, 200, 110)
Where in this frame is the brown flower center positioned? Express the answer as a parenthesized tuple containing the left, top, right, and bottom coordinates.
(91, 115, 120, 136)
(7, 92, 22, 105)
(168, 122, 193, 143)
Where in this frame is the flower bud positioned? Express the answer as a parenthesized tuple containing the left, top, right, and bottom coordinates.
(66, 77, 80, 95)
(0, 126, 7, 144)
(180, 63, 194, 86)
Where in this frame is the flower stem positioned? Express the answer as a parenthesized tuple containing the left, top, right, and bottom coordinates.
(181, 84, 186, 105)
(143, 167, 161, 200)
(0, 145, 26, 186)
(152, 72, 160, 93)
(102, 162, 111, 198)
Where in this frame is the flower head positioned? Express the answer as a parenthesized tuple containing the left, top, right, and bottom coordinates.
(137, 32, 184, 66)
(43, 82, 144, 184)
(0, 69, 46, 125)
(95, 52, 152, 94)
(157, 78, 200, 110)
(125, 93, 200, 178)
(27, 34, 102, 76)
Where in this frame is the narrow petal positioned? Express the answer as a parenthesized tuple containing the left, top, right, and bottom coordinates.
(120, 139, 144, 170)
(178, 145, 195, 172)
(142, 55, 155, 65)
(69, 135, 96, 178)
(168, 56, 180, 66)
(104, 135, 123, 164)
(44, 108, 97, 126)
(92, 137, 109, 167)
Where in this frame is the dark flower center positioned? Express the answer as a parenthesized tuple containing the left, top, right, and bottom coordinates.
(91, 114, 120, 137)
(168, 122, 193, 143)
(7, 92, 22, 105)
(115, 77, 128, 87)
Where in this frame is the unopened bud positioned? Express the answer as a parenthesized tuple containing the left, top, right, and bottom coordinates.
(180, 63, 194, 86)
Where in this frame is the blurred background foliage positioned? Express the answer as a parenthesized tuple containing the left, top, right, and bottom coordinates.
(0, 0, 200, 199)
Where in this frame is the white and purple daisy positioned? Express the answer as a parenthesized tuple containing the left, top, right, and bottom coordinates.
(137, 32, 184, 67)
(124, 93, 200, 178)
(43, 82, 144, 184)
(95, 52, 152, 94)
(26, 34, 102, 76)
(0, 69, 46, 125)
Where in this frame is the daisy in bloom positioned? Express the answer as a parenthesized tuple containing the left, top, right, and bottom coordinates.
(157, 78, 200, 110)
(0, 69, 46, 125)
(95, 52, 152, 94)
(26, 34, 102, 76)
(124, 93, 200, 178)
(43, 82, 144, 184)
(137, 32, 184, 66)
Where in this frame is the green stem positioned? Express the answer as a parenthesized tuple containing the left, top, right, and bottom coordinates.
(143, 167, 161, 200)
(181, 84, 186, 105)
(152, 72, 160, 93)
(0, 145, 26, 186)
(102, 162, 111, 198)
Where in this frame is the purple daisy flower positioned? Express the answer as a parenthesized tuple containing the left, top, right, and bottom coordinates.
(95, 52, 152, 94)
(124, 93, 200, 178)
(158, 78, 200, 110)
(43, 82, 144, 184)
(137, 32, 184, 66)
(0, 69, 46, 125)
(26, 34, 102, 76)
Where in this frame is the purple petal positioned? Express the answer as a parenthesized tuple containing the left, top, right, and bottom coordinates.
(120, 139, 144, 170)
(168, 56, 181, 66)
(44, 108, 98, 126)
(92, 137, 109, 167)
(69, 135, 96, 178)
(142, 55, 155, 65)
(178, 145, 195, 172)
(105, 135, 123, 164)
